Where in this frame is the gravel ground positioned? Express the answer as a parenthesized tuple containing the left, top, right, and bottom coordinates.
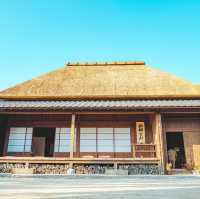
(0, 175, 200, 199)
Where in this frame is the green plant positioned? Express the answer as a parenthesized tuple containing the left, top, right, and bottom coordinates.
(194, 165, 200, 171)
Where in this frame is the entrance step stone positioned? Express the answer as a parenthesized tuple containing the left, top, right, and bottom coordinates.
(171, 169, 192, 175)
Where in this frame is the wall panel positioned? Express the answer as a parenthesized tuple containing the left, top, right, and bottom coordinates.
(163, 115, 200, 167)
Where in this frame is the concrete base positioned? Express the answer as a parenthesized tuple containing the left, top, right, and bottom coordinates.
(105, 169, 128, 175)
(67, 168, 75, 175)
(12, 168, 34, 175)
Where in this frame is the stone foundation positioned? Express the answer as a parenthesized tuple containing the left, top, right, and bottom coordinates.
(0, 163, 26, 173)
(73, 164, 113, 174)
(30, 164, 69, 174)
(118, 164, 161, 175)
(0, 163, 160, 175)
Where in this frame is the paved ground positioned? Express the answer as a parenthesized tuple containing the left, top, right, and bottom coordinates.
(0, 175, 200, 199)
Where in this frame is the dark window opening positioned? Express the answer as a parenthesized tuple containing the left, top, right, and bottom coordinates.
(166, 132, 186, 169)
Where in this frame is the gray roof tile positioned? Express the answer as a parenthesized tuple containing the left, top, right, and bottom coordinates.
(0, 99, 200, 110)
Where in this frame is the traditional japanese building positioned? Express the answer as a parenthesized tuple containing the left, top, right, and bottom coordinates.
(0, 61, 200, 174)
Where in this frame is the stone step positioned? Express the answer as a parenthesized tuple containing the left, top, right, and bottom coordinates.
(171, 169, 192, 175)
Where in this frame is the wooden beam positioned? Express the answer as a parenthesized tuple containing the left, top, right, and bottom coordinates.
(70, 114, 76, 159)
(0, 111, 155, 115)
(0, 156, 159, 164)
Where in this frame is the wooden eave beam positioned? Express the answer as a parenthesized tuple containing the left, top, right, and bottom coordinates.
(0, 111, 155, 115)
(1, 94, 200, 100)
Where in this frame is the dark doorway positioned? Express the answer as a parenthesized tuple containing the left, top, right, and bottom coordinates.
(32, 128, 55, 157)
(166, 132, 186, 169)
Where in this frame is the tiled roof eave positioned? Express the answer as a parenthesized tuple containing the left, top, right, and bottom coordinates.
(0, 100, 200, 111)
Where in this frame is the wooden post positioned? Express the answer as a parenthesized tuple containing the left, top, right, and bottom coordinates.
(70, 114, 76, 159)
(25, 162, 29, 169)
(76, 118, 80, 158)
(132, 145, 136, 158)
(3, 123, 9, 156)
(114, 162, 118, 171)
(154, 113, 165, 174)
(131, 127, 135, 158)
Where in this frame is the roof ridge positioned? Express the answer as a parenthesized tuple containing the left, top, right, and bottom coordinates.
(66, 61, 145, 66)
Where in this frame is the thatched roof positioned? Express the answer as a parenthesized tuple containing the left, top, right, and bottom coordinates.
(0, 61, 200, 100)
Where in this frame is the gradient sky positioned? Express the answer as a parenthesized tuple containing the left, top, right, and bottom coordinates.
(0, 0, 200, 91)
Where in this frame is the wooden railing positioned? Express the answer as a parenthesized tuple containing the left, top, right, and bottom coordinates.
(133, 144, 156, 158)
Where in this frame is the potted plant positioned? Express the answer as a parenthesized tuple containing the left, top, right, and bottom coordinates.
(192, 165, 200, 175)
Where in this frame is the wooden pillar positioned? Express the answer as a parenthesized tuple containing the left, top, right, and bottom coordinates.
(0, 117, 7, 156)
(70, 114, 76, 159)
(154, 113, 165, 174)
(114, 162, 118, 171)
(131, 126, 135, 158)
(3, 121, 9, 156)
(76, 118, 80, 158)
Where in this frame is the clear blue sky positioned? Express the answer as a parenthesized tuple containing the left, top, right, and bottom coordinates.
(0, 0, 200, 91)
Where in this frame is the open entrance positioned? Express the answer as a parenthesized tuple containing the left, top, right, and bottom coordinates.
(32, 128, 55, 157)
(166, 132, 186, 169)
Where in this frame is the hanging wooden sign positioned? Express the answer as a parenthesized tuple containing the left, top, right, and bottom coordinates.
(136, 122, 145, 144)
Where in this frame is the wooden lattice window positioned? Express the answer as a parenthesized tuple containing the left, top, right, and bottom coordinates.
(80, 127, 131, 153)
(80, 128, 97, 152)
(7, 127, 33, 152)
(54, 128, 71, 152)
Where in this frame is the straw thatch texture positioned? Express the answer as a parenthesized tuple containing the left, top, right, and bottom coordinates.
(0, 62, 200, 99)
(196, 85, 200, 92)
